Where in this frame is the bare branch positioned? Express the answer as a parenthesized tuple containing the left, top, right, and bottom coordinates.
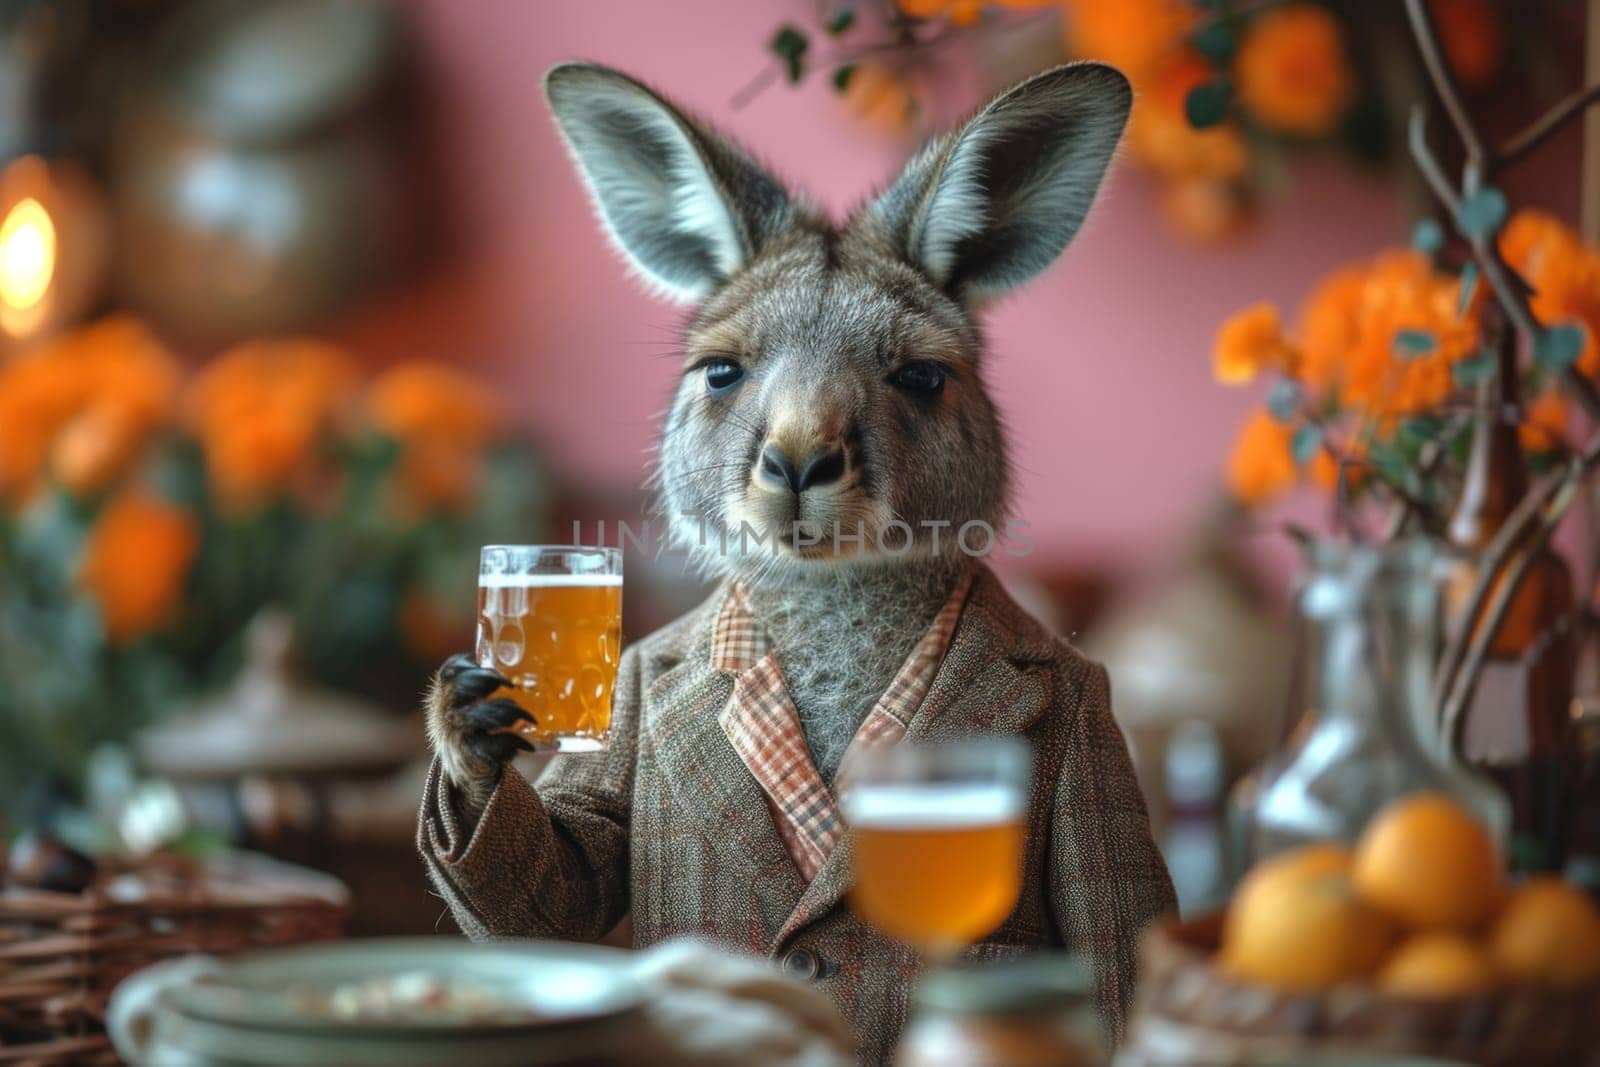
(1304, 406, 1442, 535)
(1496, 82, 1600, 174)
(1433, 430, 1600, 726)
(1410, 110, 1600, 423)
(1383, 441, 1443, 542)
(1565, 366, 1600, 422)
(1439, 523, 1551, 753)
(1408, 107, 1462, 214)
(1402, 0, 1488, 185)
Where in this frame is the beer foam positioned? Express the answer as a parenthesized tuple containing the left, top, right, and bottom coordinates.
(842, 783, 1024, 828)
(479, 573, 622, 588)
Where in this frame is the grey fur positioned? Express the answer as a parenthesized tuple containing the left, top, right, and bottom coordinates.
(742, 557, 967, 779)
(447, 61, 1133, 785)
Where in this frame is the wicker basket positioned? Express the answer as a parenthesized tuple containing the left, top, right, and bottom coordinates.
(1120, 913, 1600, 1067)
(0, 851, 348, 1066)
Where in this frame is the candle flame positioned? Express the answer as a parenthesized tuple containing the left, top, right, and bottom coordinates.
(0, 197, 56, 312)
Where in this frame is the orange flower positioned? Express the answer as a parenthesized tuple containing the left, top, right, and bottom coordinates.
(1432, 0, 1501, 91)
(53, 405, 144, 498)
(898, 0, 983, 24)
(1330, 251, 1480, 419)
(1227, 410, 1297, 505)
(1235, 4, 1354, 137)
(1499, 210, 1575, 269)
(1214, 302, 1292, 384)
(0, 345, 90, 501)
(0, 316, 178, 502)
(187, 339, 357, 512)
(368, 361, 499, 446)
(1127, 54, 1250, 181)
(1500, 210, 1600, 376)
(1308, 439, 1365, 492)
(1067, 0, 1194, 86)
(1520, 391, 1568, 454)
(1297, 262, 1371, 394)
(78, 491, 199, 645)
(368, 361, 501, 514)
(841, 63, 917, 136)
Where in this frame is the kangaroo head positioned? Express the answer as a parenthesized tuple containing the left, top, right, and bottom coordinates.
(544, 61, 1130, 579)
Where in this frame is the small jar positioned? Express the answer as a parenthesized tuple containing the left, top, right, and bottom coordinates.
(895, 955, 1103, 1067)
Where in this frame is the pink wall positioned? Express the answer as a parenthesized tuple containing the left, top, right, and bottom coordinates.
(399, 1, 1419, 573)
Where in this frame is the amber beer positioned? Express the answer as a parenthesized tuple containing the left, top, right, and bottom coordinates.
(476, 546, 622, 752)
(846, 783, 1025, 953)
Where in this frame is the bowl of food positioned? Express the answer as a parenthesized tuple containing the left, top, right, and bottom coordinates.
(109, 937, 643, 1066)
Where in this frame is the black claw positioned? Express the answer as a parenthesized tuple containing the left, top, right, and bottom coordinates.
(464, 732, 534, 765)
(461, 700, 538, 764)
(438, 653, 477, 684)
(450, 667, 512, 706)
(463, 698, 534, 732)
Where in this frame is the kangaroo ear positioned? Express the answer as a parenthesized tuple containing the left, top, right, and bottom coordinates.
(544, 63, 793, 303)
(866, 62, 1131, 303)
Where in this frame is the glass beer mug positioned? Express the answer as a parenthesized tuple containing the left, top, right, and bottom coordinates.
(841, 738, 1031, 959)
(476, 545, 622, 752)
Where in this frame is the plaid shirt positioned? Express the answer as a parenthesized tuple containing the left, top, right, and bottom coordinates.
(711, 572, 973, 882)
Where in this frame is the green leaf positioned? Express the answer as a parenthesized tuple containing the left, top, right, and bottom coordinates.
(1452, 347, 1497, 386)
(1291, 424, 1322, 466)
(1184, 77, 1230, 130)
(826, 6, 855, 34)
(1398, 415, 1442, 448)
(831, 63, 856, 93)
(1455, 186, 1508, 240)
(1190, 22, 1235, 63)
(1412, 218, 1444, 256)
(1457, 262, 1479, 316)
(1393, 329, 1437, 359)
(1267, 380, 1302, 422)
(770, 25, 808, 83)
(1369, 442, 1410, 486)
(1535, 323, 1585, 368)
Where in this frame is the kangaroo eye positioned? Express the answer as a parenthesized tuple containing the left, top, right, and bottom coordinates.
(703, 359, 745, 394)
(889, 361, 947, 398)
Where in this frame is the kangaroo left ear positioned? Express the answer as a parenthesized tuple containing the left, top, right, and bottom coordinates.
(864, 62, 1132, 303)
(544, 62, 794, 303)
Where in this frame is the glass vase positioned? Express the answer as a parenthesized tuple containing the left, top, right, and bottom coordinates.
(1242, 539, 1508, 864)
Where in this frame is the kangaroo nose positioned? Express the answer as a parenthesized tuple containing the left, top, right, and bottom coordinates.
(760, 445, 846, 494)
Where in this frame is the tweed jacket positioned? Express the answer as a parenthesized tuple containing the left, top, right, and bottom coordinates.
(418, 564, 1176, 1064)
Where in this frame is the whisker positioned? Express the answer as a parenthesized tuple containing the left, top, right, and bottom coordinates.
(677, 461, 751, 477)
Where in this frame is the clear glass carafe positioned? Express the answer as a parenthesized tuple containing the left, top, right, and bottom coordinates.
(1244, 539, 1508, 863)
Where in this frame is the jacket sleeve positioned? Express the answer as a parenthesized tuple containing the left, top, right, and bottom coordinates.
(1046, 659, 1176, 1047)
(416, 642, 642, 941)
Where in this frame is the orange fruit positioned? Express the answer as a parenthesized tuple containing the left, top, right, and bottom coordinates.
(1488, 877, 1600, 988)
(1352, 793, 1500, 930)
(1220, 844, 1393, 990)
(1378, 932, 1499, 996)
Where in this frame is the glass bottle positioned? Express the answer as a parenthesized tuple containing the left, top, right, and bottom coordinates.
(1245, 539, 1507, 863)
(1442, 333, 1579, 871)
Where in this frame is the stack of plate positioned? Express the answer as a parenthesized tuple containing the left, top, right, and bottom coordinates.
(109, 939, 643, 1067)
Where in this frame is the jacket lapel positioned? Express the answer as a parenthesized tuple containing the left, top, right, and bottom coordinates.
(640, 613, 809, 909)
(772, 566, 1069, 948)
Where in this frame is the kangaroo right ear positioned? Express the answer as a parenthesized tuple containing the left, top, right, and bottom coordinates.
(544, 63, 793, 303)
(864, 62, 1132, 304)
